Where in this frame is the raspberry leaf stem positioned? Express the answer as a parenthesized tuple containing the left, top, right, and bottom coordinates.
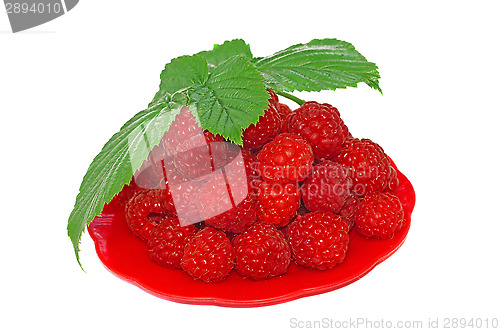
(275, 91, 305, 106)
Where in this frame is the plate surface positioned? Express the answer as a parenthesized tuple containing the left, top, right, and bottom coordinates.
(88, 159, 415, 307)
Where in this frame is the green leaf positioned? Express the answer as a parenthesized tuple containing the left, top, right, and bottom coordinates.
(188, 55, 269, 144)
(150, 55, 208, 107)
(196, 39, 253, 69)
(254, 38, 382, 93)
(67, 97, 185, 268)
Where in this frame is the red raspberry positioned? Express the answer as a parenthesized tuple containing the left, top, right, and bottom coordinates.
(288, 101, 347, 160)
(287, 211, 349, 270)
(277, 103, 292, 133)
(267, 89, 280, 110)
(257, 133, 314, 183)
(335, 138, 399, 195)
(339, 193, 360, 230)
(181, 227, 235, 282)
(328, 104, 351, 138)
(241, 148, 259, 180)
(125, 189, 169, 240)
(173, 130, 227, 181)
(197, 173, 256, 233)
(355, 192, 404, 239)
(162, 107, 201, 157)
(221, 145, 259, 182)
(148, 218, 198, 269)
(301, 160, 352, 214)
(114, 178, 140, 207)
(256, 181, 301, 227)
(159, 176, 204, 224)
(242, 90, 282, 150)
(232, 222, 291, 280)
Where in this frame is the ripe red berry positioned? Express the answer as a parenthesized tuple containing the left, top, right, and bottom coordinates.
(125, 189, 169, 240)
(181, 227, 235, 282)
(287, 211, 349, 270)
(148, 218, 198, 269)
(288, 101, 347, 160)
(355, 191, 404, 239)
(339, 193, 360, 230)
(301, 160, 352, 214)
(335, 138, 399, 195)
(232, 222, 291, 280)
(173, 130, 227, 181)
(159, 176, 204, 224)
(197, 173, 256, 233)
(255, 180, 301, 227)
(242, 90, 282, 150)
(277, 103, 292, 132)
(162, 107, 201, 157)
(257, 133, 314, 183)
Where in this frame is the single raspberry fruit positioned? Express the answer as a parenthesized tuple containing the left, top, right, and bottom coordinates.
(339, 193, 360, 230)
(257, 133, 314, 183)
(287, 211, 349, 270)
(242, 90, 282, 150)
(288, 101, 347, 160)
(301, 160, 352, 214)
(267, 88, 280, 110)
(148, 218, 198, 269)
(162, 106, 201, 157)
(197, 173, 256, 233)
(335, 138, 399, 195)
(159, 175, 204, 224)
(355, 191, 404, 239)
(256, 180, 301, 227)
(181, 227, 235, 282)
(125, 189, 168, 240)
(277, 103, 292, 133)
(173, 130, 227, 180)
(232, 222, 291, 280)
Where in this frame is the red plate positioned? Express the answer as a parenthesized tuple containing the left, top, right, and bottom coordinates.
(88, 159, 415, 307)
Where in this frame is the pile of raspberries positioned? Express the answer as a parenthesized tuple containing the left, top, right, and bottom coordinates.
(114, 90, 405, 282)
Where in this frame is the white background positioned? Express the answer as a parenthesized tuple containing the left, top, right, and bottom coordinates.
(1, 1, 499, 331)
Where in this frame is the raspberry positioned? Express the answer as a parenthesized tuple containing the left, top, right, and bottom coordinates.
(355, 192, 404, 239)
(242, 90, 282, 150)
(173, 130, 227, 181)
(257, 133, 314, 183)
(148, 218, 198, 269)
(162, 107, 201, 157)
(114, 178, 140, 207)
(197, 173, 256, 233)
(255, 181, 301, 227)
(181, 227, 235, 282)
(222, 145, 259, 182)
(339, 193, 360, 230)
(267, 89, 280, 110)
(335, 138, 399, 195)
(329, 104, 351, 138)
(301, 160, 352, 214)
(159, 176, 204, 224)
(288, 101, 347, 160)
(125, 189, 169, 240)
(277, 103, 292, 133)
(232, 222, 291, 280)
(287, 211, 349, 270)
